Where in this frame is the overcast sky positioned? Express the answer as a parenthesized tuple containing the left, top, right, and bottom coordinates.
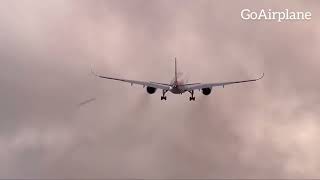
(0, 0, 320, 179)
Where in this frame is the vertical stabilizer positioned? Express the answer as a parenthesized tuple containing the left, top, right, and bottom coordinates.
(175, 57, 178, 83)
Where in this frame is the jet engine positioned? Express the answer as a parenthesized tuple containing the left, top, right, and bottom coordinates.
(202, 88, 212, 95)
(146, 86, 157, 94)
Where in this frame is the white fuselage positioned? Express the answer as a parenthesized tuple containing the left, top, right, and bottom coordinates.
(169, 82, 187, 94)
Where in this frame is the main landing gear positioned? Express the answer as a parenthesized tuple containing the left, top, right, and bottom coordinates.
(189, 90, 196, 101)
(161, 90, 167, 101)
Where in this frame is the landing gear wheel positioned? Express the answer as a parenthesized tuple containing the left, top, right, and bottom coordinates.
(189, 90, 195, 101)
(161, 90, 168, 101)
(161, 96, 167, 100)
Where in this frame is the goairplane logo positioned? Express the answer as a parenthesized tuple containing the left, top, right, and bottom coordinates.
(241, 9, 312, 22)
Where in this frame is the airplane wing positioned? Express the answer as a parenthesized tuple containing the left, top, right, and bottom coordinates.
(184, 73, 264, 91)
(91, 69, 171, 90)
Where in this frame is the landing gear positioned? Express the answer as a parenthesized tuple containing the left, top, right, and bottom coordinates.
(161, 90, 168, 101)
(189, 90, 196, 101)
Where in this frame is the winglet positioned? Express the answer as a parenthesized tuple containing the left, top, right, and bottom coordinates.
(174, 57, 178, 83)
(91, 66, 99, 77)
(257, 73, 264, 80)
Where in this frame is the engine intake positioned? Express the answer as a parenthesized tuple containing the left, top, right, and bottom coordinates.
(146, 86, 157, 94)
(202, 88, 212, 95)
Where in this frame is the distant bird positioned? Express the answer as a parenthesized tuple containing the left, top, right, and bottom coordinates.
(78, 98, 96, 107)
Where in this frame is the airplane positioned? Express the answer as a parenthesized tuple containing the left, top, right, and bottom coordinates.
(91, 58, 264, 101)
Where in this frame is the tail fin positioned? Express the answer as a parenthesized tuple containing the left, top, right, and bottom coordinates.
(174, 57, 178, 83)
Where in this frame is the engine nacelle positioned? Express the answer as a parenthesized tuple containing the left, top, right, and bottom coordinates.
(146, 86, 157, 94)
(202, 88, 212, 95)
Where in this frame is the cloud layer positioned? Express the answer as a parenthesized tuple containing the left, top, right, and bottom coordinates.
(0, 0, 319, 178)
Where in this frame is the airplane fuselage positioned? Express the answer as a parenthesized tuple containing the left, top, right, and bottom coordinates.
(169, 82, 187, 94)
(170, 86, 183, 94)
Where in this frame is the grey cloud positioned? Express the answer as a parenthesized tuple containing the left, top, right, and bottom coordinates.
(0, 0, 319, 179)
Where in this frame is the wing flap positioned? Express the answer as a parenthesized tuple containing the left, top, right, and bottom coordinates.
(91, 69, 171, 90)
(185, 73, 264, 91)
